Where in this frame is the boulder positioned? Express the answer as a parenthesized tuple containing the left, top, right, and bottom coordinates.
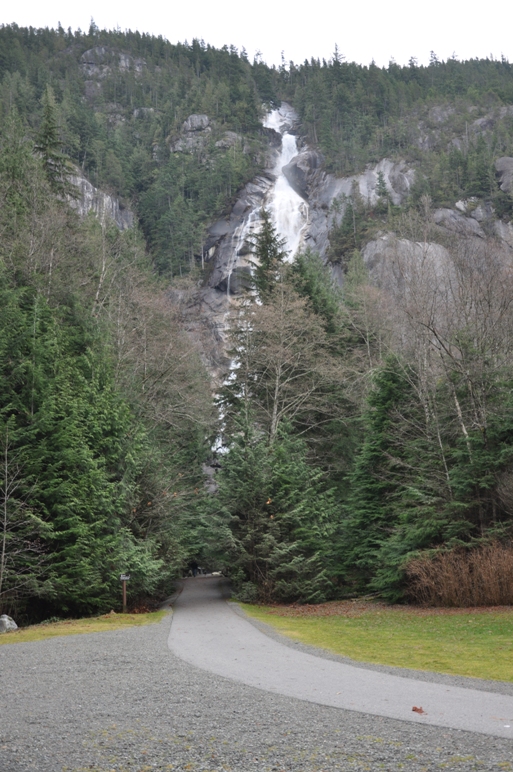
(283, 150, 323, 200)
(0, 614, 18, 633)
(495, 157, 513, 193)
(182, 114, 209, 132)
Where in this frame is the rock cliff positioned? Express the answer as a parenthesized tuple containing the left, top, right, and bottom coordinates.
(69, 171, 134, 230)
(282, 151, 416, 258)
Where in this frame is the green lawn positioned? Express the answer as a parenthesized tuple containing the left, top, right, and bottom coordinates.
(0, 610, 168, 645)
(241, 602, 513, 682)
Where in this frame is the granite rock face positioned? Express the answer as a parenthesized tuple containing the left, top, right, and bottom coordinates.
(433, 208, 485, 238)
(362, 233, 452, 287)
(287, 153, 416, 258)
(205, 172, 276, 291)
(183, 114, 210, 132)
(69, 172, 134, 230)
(495, 157, 513, 193)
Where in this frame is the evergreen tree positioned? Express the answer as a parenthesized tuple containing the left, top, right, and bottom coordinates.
(34, 85, 73, 195)
(250, 208, 288, 300)
(201, 415, 338, 603)
(339, 358, 409, 595)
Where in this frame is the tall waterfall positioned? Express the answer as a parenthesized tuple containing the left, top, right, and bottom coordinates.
(225, 104, 308, 298)
(263, 105, 308, 260)
(211, 105, 308, 456)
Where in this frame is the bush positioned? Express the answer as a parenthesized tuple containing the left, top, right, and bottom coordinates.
(405, 542, 513, 607)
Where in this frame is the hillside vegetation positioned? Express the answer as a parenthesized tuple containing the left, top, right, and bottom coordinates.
(2, 23, 513, 618)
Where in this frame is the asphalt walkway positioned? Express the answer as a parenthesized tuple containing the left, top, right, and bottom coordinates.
(168, 577, 513, 739)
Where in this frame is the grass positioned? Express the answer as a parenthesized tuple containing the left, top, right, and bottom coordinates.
(241, 601, 513, 682)
(0, 609, 168, 645)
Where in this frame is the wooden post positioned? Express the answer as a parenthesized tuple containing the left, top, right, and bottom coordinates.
(120, 573, 130, 613)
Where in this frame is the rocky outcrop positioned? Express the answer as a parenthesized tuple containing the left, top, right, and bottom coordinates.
(433, 208, 485, 238)
(215, 131, 241, 150)
(362, 233, 452, 290)
(171, 114, 212, 153)
(496, 157, 513, 193)
(171, 115, 247, 155)
(286, 153, 416, 257)
(205, 172, 276, 291)
(183, 114, 209, 132)
(0, 614, 18, 633)
(80, 46, 144, 78)
(69, 172, 134, 230)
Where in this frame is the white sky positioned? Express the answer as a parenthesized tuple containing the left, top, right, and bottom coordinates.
(3, 0, 513, 69)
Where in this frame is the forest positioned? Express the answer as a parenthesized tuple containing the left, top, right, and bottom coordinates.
(2, 22, 513, 621)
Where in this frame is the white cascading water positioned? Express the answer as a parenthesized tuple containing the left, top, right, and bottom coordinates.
(226, 103, 308, 298)
(213, 105, 308, 455)
(263, 105, 308, 260)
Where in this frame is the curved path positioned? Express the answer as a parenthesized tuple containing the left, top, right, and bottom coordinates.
(168, 576, 513, 739)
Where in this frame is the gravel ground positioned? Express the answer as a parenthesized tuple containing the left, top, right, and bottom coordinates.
(1, 611, 512, 772)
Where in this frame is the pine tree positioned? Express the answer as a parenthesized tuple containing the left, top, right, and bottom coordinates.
(200, 415, 338, 603)
(34, 85, 73, 196)
(339, 358, 408, 594)
(250, 208, 288, 300)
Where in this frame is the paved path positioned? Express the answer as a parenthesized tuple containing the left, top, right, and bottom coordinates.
(168, 577, 513, 739)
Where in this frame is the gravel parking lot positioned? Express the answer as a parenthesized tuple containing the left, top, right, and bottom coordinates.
(1, 607, 513, 772)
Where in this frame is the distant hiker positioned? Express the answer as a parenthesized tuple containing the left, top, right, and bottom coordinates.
(190, 559, 199, 577)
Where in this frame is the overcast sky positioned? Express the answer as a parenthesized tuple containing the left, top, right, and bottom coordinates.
(4, 0, 513, 69)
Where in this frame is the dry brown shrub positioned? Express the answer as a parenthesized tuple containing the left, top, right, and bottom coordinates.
(405, 542, 513, 607)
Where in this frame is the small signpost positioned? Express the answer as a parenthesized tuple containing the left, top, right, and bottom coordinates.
(120, 574, 130, 613)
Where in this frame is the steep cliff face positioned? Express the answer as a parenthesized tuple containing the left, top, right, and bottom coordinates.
(204, 127, 282, 293)
(69, 171, 134, 230)
(284, 152, 416, 258)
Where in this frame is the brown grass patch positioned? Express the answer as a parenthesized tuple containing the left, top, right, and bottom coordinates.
(256, 598, 513, 619)
(406, 542, 513, 607)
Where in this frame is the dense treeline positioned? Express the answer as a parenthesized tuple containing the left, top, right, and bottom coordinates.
(280, 52, 513, 173)
(0, 109, 214, 620)
(3, 24, 513, 614)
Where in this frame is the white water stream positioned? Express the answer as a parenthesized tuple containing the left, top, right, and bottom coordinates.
(263, 105, 308, 259)
(226, 103, 308, 299)
(213, 105, 308, 454)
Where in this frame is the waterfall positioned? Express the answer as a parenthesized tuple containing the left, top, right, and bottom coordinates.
(208, 105, 308, 462)
(220, 103, 308, 303)
(263, 105, 308, 260)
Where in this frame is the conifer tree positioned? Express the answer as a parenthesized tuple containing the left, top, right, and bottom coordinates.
(200, 415, 338, 603)
(34, 85, 73, 195)
(250, 208, 288, 300)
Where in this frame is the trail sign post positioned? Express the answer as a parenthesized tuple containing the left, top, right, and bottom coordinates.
(120, 574, 130, 613)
